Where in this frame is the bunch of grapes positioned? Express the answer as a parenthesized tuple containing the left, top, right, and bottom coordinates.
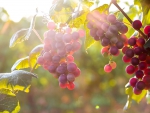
(37, 21, 85, 90)
(86, 10, 128, 73)
(124, 20, 150, 95)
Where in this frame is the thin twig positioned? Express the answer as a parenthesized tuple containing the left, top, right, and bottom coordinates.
(112, 1, 147, 39)
(33, 29, 44, 43)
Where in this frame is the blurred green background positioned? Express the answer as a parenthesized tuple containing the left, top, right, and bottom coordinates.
(0, 7, 150, 113)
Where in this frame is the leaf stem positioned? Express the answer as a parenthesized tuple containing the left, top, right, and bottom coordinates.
(112, 1, 147, 39)
(30, 63, 38, 73)
(33, 29, 44, 43)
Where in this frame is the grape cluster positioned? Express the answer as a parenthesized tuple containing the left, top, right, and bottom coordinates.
(37, 21, 85, 90)
(123, 20, 150, 95)
(86, 10, 128, 73)
(122, 35, 148, 94)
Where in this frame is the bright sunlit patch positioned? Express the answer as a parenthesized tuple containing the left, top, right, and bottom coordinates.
(0, 0, 52, 22)
(95, 105, 100, 109)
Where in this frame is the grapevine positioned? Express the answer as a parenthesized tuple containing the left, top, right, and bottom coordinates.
(1, 0, 150, 112)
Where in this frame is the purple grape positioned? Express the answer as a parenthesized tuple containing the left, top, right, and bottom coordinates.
(55, 32, 63, 42)
(63, 33, 72, 43)
(67, 62, 77, 72)
(52, 55, 61, 63)
(138, 62, 147, 70)
(131, 57, 139, 65)
(138, 53, 147, 61)
(72, 32, 79, 41)
(136, 81, 145, 90)
(134, 47, 142, 55)
(72, 41, 81, 51)
(109, 25, 118, 34)
(55, 41, 65, 49)
(67, 73, 75, 82)
(135, 70, 144, 79)
(90, 28, 98, 37)
(58, 74, 67, 84)
(101, 38, 110, 46)
(128, 37, 136, 46)
(129, 77, 138, 87)
(96, 28, 104, 37)
(66, 43, 73, 52)
(125, 48, 134, 58)
(133, 87, 142, 95)
(110, 37, 118, 44)
(48, 64, 58, 73)
(116, 41, 124, 49)
(101, 22, 109, 31)
(119, 24, 128, 34)
(56, 65, 67, 74)
(109, 46, 118, 55)
(107, 14, 116, 24)
(87, 22, 93, 29)
(132, 20, 142, 30)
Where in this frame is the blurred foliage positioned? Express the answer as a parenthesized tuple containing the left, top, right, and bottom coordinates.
(0, 0, 150, 112)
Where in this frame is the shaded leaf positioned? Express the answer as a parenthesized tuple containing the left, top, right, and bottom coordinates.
(0, 70, 37, 93)
(11, 56, 29, 71)
(29, 44, 43, 68)
(0, 89, 20, 113)
(144, 38, 150, 50)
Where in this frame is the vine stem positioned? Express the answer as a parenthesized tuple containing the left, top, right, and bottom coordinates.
(112, 1, 147, 39)
(33, 29, 44, 43)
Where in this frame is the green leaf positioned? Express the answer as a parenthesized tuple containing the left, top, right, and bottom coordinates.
(124, 86, 147, 110)
(84, 22, 95, 50)
(11, 56, 29, 71)
(29, 44, 43, 68)
(0, 89, 20, 113)
(93, 4, 109, 13)
(134, 0, 150, 25)
(9, 29, 29, 48)
(0, 70, 37, 93)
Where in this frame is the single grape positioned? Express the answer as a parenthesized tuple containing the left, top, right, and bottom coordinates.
(43, 44, 51, 52)
(101, 22, 109, 32)
(63, 33, 72, 43)
(58, 74, 67, 84)
(101, 38, 110, 46)
(116, 41, 124, 49)
(144, 69, 150, 76)
(52, 55, 61, 63)
(73, 68, 81, 77)
(90, 28, 98, 37)
(55, 41, 65, 49)
(67, 82, 75, 90)
(48, 64, 58, 73)
(101, 46, 109, 55)
(72, 41, 81, 51)
(67, 73, 75, 82)
(133, 87, 142, 95)
(105, 30, 114, 38)
(47, 30, 56, 38)
(136, 37, 145, 47)
(67, 62, 77, 72)
(136, 81, 145, 90)
(59, 82, 67, 88)
(109, 25, 118, 34)
(67, 55, 74, 63)
(110, 37, 118, 44)
(66, 43, 73, 53)
(144, 25, 150, 35)
(119, 24, 128, 34)
(138, 62, 147, 70)
(47, 21, 56, 30)
(135, 70, 144, 79)
(131, 57, 139, 66)
(104, 64, 112, 73)
(125, 48, 134, 58)
(142, 75, 150, 84)
(122, 55, 131, 63)
(55, 32, 63, 42)
(72, 31, 79, 41)
(128, 37, 136, 46)
(93, 35, 101, 41)
(129, 77, 138, 87)
(96, 28, 104, 37)
(146, 56, 150, 64)
(109, 61, 117, 69)
(37, 56, 45, 65)
(132, 20, 142, 30)
(78, 29, 85, 38)
(107, 14, 116, 24)
(109, 46, 119, 55)
(138, 53, 147, 61)
(125, 64, 135, 74)
(134, 47, 142, 55)
(56, 65, 67, 74)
